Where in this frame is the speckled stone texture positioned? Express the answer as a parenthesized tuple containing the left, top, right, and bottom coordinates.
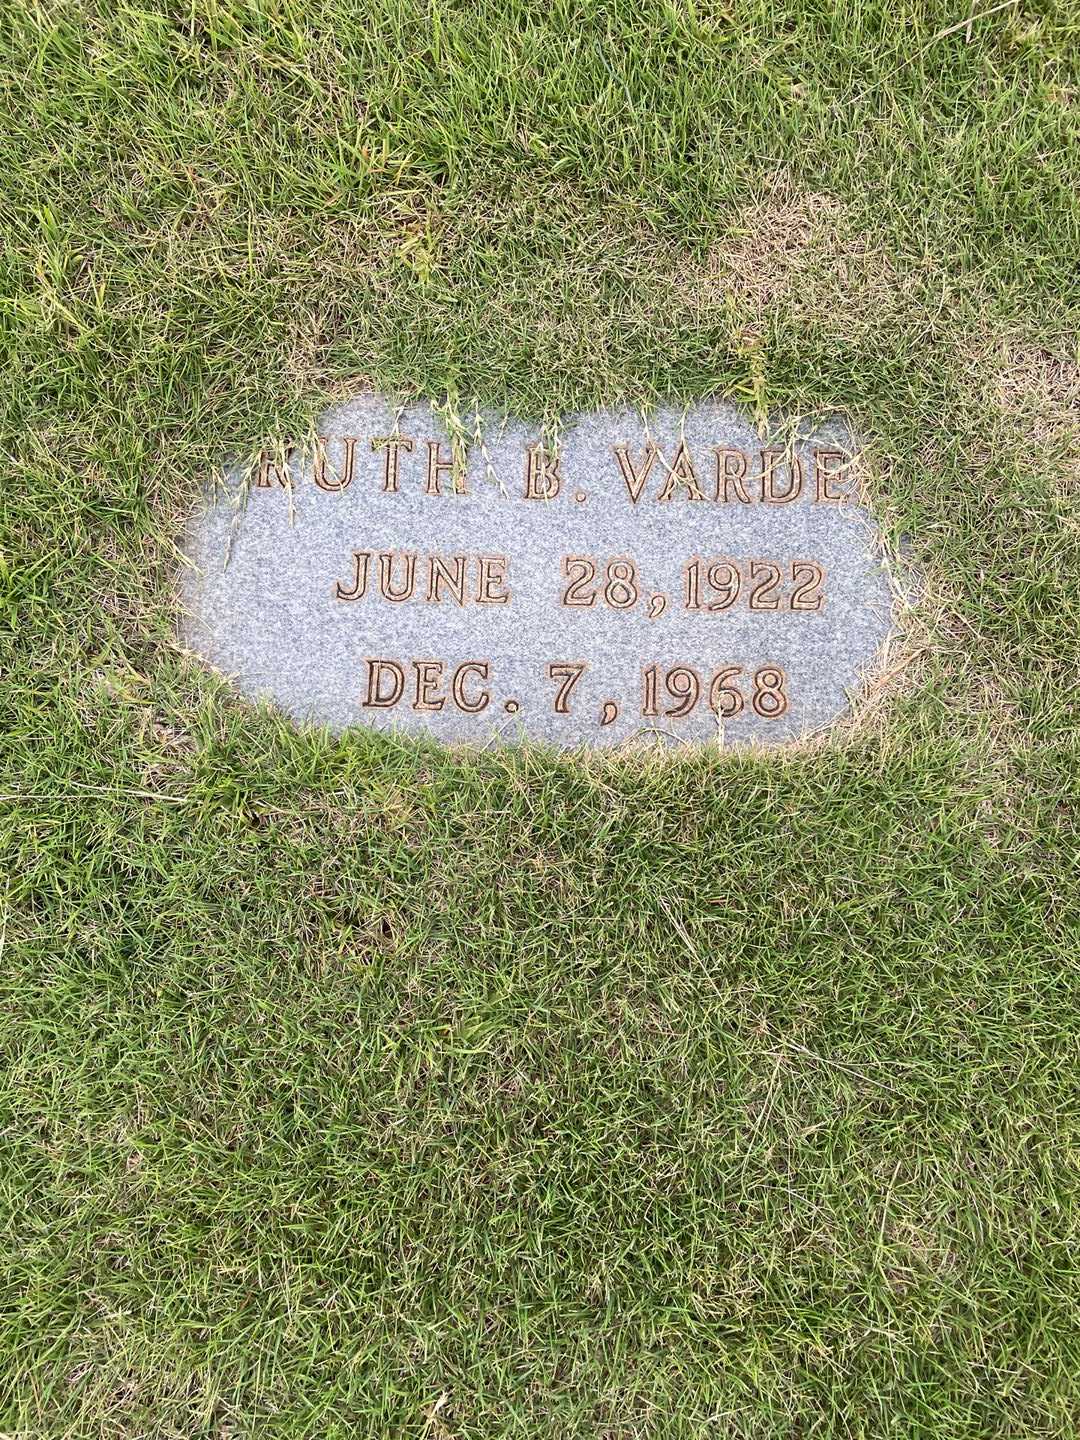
(181, 396, 898, 748)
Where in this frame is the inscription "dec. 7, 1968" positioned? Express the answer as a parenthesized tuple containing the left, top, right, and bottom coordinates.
(181, 395, 897, 747)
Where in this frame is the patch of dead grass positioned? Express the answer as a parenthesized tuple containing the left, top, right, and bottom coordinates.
(677, 172, 901, 342)
(993, 340, 1080, 496)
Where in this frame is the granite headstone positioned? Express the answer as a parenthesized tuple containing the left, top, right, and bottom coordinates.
(181, 395, 898, 747)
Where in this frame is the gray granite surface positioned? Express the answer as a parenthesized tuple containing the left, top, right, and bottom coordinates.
(181, 395, 899, 747)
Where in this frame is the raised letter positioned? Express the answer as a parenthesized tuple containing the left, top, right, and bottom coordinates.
(372, 436, 414, 493)
(425, 439, 466, 496)
(748, 560, 782, 610)
(412, 661, 446, 711)
(613, 443, 659, 504)
(547, 663, 587, 714)
(476, 555, 510, 604)
(452, 662, 491, 713)
(256, 447, 295, 489)
(427, 555, 467, 605)
(524, 446, 562, 500)
(656, 442, 706, 502)
(760, 449, 803, 504)
(815, 449, 849, 502)
(714, 448, 753, 503)
(362, 660, 405, 708)
(790, 561, 825, 611)
(334, 551, 371, 601)
(314, 436, 359, 492)
(378, 551, 417, 602)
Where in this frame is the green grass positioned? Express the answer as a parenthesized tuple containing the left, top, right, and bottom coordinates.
(2, 0, 1079, 1434)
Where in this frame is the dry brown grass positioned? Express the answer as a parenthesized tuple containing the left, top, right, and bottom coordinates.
(677, 172, 901, 343)
(993, 340, 1080, 496)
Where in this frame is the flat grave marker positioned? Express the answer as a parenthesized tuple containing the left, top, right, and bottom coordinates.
(181, 395, 898, 747)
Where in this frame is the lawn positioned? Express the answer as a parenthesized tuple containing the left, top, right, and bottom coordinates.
(1, 1, 1079, 1435)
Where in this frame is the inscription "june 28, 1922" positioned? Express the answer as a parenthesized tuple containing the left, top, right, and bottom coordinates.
(182, 396, 896, 747)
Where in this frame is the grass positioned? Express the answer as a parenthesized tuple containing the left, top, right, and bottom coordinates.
(1, 0, 1079, 1434)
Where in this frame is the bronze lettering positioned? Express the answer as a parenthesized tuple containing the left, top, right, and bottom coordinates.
(425, 439, 466, 496)
(613, 443, 659, 504)
(815, 449, 849, 502)
(378, 551, 417, 602)
(476, 555, 510, 604)
(334, 550, 371, 602)
(524, 445, 562, 500)
(547, 663, 587, 714)
(760, 449, 803, 504)
(451, 662, 491, 713)
(256, 447, 295, 489)
(602, 558, 639, 608)
(426, 554, 468, 605)
(790, 561, 825, 611)
(656, 442, 706, 502)
(561, 556, 598, 607)
(704, 559, 741, 611)
(708, 666, 745, 718)
(748, 560, 782, 610)
(751, 666, 789, 717)
(362, 659, 405, 708)
(714, 448, 753, 503)
(313, 435, 358, 492)
(372, 435, 414, 493)
(412, 660, 446, 711)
